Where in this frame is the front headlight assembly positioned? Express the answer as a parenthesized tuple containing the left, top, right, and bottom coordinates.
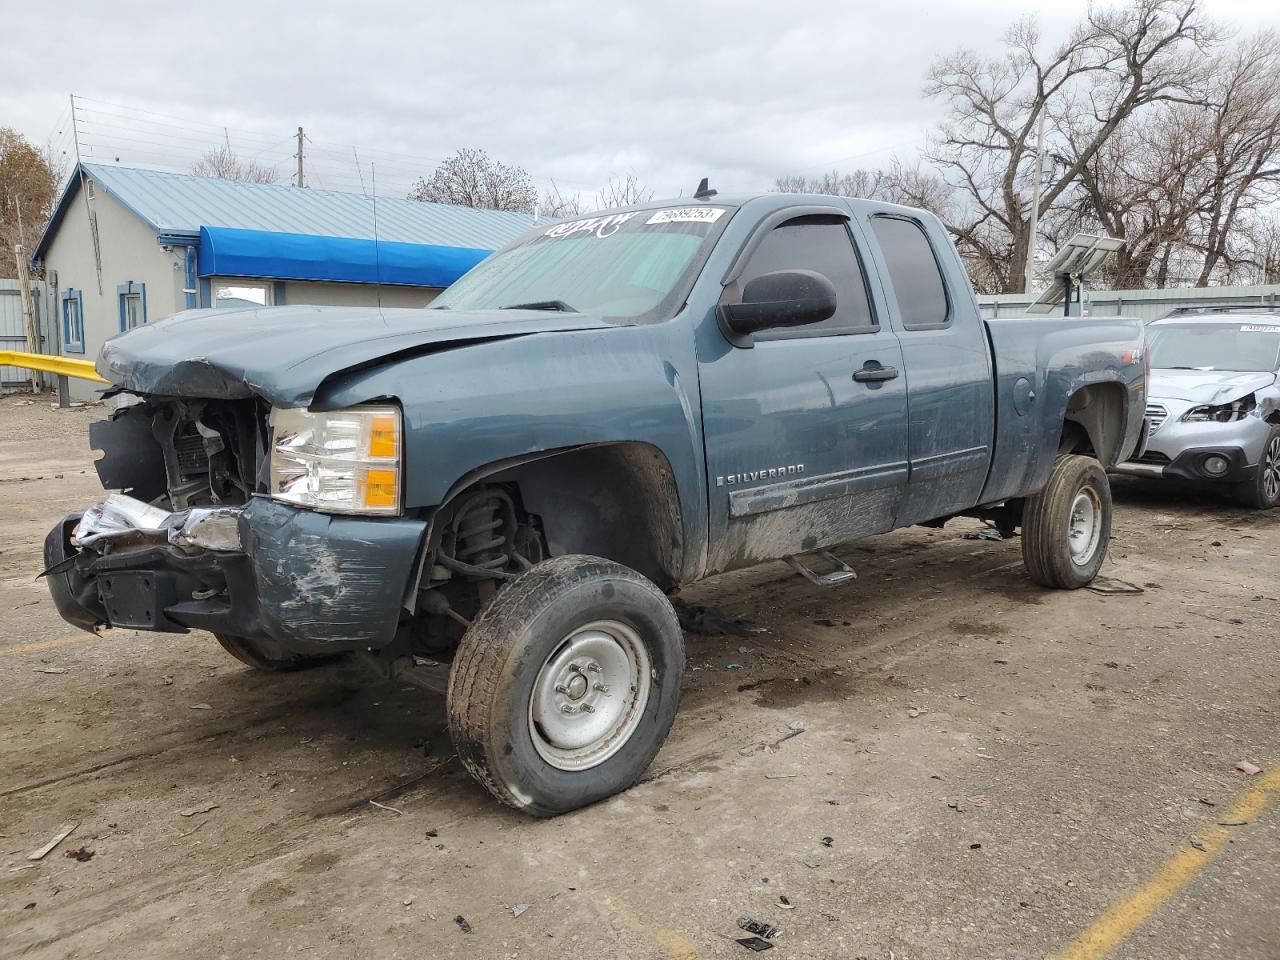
(268, 405, 402, 515)
(1180, 394, 1257, 423)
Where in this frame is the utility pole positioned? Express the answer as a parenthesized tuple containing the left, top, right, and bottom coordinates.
(295, 126, 305, 188)
(1023, 103, 1049, 295)
(14, 240, 40, 393)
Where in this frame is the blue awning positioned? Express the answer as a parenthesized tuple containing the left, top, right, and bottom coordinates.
(196, 225, 491, 288)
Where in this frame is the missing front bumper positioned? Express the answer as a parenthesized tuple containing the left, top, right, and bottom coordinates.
(45, 497, 428, 656)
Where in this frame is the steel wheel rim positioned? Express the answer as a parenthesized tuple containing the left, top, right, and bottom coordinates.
(1067, 487, 1102, 566)
(529, 620, 652, 772)
(1264, 436, 1280, 503)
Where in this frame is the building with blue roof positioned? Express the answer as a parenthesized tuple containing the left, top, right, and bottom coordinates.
(31, 163, 536, 395)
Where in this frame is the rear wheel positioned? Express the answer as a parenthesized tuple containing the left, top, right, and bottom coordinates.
(1233, 427, 1280, 509)
(447, 555, 683, 817)
(1021, 455, 1112, 589)
(213, 633, 339, 672)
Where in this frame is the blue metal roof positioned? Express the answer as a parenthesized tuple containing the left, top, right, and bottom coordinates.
(33, 162, 537, 263)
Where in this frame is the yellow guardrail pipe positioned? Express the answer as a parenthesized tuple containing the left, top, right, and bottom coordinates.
(0, 350, 108, 384)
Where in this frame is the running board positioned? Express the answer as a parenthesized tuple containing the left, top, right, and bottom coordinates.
(785, 550, 857, 588)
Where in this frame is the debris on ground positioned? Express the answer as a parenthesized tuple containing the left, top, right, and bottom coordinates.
(1087, 577, 1145, 595)
(776, 895, 795, 910)
(178, 801, 219, 817)
(967, 795, 990, 807)
(1190, 838, 1207, 852)
(27, 823, 77, 861)
(737, 917, 780, 939)
(454, 915, 473, 933)
(161, 675, 174, 685)
(368, 800, 406, 815)
(907, 707, 926, 718)
(1236, 760, 1263, 776)
(821, 836, 834, 847)
(813, 617, 851, 627)
(1218, 819, 1249, 826)
(736, 937, 774, 952)
(64, 847, 95, 862)
(764, 773, 797, 780)
(32, 667, 67, 674)
(189, 703, 212, 710)
(725, 663, 743, 670)
(511, 903, 530, 917)
(962, 527, 1005, 541)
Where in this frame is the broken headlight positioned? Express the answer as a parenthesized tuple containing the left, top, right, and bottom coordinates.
(268, 405, 402, 516)
(1180, 395, 1256, 423)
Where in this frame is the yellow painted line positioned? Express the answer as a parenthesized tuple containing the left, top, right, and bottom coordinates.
(0, 631, 109, 656)
(598, 890, 704, 960)
(1052, 765, 1280, 960)
(0, 349, 107, 383)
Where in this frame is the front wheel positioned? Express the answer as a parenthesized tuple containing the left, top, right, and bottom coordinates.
(1021, 455, 1112, 589)
(1233, 427, 1280, 509)
(447, 555, 683, 816)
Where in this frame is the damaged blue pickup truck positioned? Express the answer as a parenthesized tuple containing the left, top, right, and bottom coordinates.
(44, 193, 1147, 815)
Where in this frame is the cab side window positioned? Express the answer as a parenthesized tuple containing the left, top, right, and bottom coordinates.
(739, 215, 876, 339)
(870, 215, 951, 330)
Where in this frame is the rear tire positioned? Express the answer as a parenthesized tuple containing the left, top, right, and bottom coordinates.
(1021, 455, 1112, 589)
(213, 633, 339, 672)
(447, 555, 683, 817)
(1232, 427, 1280, 509)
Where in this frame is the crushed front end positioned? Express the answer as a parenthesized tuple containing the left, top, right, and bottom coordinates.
(44, 396, 427, 658)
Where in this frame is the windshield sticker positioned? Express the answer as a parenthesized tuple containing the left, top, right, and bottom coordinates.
(543, 212, 640, 240)
(1239, 324, 1280, 333)
(646, 207, 727, 225)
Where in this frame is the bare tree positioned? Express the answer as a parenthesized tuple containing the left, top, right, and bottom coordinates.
(595, 174, 654, 209)
(409, 148, 536, 212)
(191, 145, 279, 184)
(540, 180, 582, 218)
(0, 127, 59, 254)
(924, 0, 1216, 292)
(773, 169, 885, 198)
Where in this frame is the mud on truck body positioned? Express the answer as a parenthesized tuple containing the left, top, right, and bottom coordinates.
(44, 194, 1147, 815)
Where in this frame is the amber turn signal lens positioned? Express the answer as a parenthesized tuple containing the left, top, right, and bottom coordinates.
(361, 468, 399, 509)
(368, 414, 399, 458)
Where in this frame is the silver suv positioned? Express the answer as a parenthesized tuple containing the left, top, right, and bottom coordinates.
(1115, 310, 1280, 508)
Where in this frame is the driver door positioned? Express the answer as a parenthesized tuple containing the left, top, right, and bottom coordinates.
(698, 210, 909, 574)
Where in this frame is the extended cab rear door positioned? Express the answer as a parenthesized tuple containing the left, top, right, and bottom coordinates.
(859, 208, 995, 524)
(698, 207, 909, 574)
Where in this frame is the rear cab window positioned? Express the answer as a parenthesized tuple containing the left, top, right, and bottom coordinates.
(870, 215, 951, 330)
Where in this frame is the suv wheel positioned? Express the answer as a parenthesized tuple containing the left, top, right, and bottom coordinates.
(447, 555, 683, 816)
(1021, 455, 1112, 589)
(1234, 427, 1280, 509)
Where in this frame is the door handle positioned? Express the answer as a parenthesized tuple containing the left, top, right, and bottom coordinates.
(853, 362, 899, 383)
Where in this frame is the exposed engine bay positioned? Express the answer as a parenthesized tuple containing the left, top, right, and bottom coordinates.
(90, 396, 267, 509)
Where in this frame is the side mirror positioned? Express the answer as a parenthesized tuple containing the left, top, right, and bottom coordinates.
(717, 269, 837, 347)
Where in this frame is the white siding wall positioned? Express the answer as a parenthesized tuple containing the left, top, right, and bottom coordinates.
(281, 280, 440, 308)
(42, 185, 184, 399)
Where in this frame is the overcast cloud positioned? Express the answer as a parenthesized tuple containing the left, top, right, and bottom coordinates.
(4, 0, 1279, 203)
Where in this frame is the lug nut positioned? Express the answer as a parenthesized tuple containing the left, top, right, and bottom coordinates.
(555, 684, 568, 694)
(593, 682, 609, 693)
(560, 704, 577, 714)
(586, 662, 602, 673)
(580, 703, 595, 713)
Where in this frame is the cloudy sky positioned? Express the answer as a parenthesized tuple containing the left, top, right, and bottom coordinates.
(4, 0, 1279, 203)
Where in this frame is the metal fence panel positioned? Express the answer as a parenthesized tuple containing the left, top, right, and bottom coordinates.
(0, 278, 46, 390)
(978, 284, 1280, 323)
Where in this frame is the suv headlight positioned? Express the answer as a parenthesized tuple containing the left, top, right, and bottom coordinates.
(1181, 395, 1256, 423)
(268, 405, 402, 515)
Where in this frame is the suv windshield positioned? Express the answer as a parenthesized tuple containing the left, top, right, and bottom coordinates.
(1149, 322, 1280, 373)
(430, 206, 733, 322)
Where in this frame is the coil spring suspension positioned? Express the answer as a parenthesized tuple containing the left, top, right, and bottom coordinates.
(451, 490, 516, 575)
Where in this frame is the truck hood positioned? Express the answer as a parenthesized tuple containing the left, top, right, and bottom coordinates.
(97, 304, 619, 407)
(1148, 369, 1276, 406)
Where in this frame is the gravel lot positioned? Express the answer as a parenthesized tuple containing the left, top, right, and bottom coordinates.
(1, 392, 1277, 960)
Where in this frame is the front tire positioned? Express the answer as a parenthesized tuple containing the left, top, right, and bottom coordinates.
(447, 555, 683, 817)
(1233, 427, 1280, 509)
(1021, 455, 1112, 589)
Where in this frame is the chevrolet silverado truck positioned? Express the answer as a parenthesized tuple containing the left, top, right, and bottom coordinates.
(43, 193, 1147, 815)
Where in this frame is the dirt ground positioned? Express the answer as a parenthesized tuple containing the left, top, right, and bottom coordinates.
(1, 391, 1277, 960)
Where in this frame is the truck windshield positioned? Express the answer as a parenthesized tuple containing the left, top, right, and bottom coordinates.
(1149, 323, 1280, 373)
(429, 207, 732, 322)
